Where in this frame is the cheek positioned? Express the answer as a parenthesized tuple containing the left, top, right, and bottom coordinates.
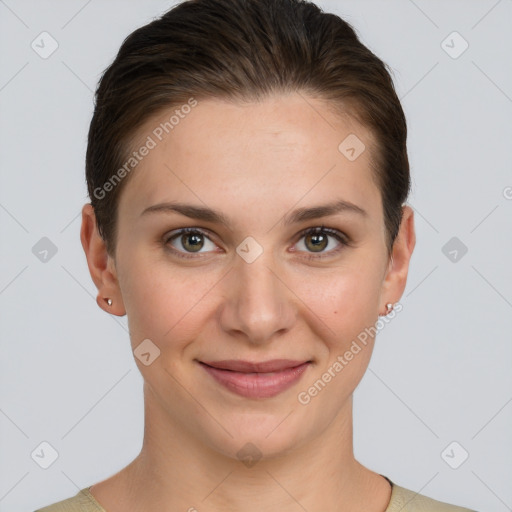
(118, 253, 222, 346)
(118, 243, 385, 354)
(299, 267, 382, 339)
(292, 271, 382, 410)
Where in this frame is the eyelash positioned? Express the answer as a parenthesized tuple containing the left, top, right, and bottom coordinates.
(163, 225, 350, 260)
(295, 225, 350, 260)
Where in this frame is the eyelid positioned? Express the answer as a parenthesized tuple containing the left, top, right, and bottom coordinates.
(163, 225, 350, 259)
(296, 225, 349, 244)
(164, 226, 216, 243)
(163, 227, 221, 259)
(291, 225, 350, 259)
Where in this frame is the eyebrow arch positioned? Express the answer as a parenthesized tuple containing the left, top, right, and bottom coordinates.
(141, 202, 231, 226)
(140, 199, 367, 226)
(283, 199, 368, 225)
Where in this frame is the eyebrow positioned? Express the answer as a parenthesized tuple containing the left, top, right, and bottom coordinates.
(140, 199, 368, 226)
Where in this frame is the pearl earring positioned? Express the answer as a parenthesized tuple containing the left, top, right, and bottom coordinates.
(380, 303, 393, 316)
(105, 298, 113, 306)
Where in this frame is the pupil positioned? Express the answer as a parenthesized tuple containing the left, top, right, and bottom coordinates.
(308, 233, 327, 252)
(183, 233, 203, 252)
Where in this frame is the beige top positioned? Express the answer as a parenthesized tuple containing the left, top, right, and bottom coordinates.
(34, 477, 477, 512)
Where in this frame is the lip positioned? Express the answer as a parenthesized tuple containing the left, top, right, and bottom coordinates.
(198, 359, 312, 399)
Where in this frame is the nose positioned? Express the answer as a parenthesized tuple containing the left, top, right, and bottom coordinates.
(219, 249, 297, 346)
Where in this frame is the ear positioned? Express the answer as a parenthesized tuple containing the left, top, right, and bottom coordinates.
(80, 203, 126, 316)
(379, 205, 416, 311)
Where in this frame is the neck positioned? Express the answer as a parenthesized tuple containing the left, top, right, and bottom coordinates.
(93, 386, 391, 512)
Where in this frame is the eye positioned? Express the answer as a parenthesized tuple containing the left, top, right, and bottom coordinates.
(163, 225, 349, 260)
(293, 225, 349, 259)
(164, 227, 218, 258)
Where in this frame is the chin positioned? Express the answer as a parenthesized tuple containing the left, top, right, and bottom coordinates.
(198, 407, 314, 464)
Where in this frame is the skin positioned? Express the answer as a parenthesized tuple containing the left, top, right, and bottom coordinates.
(81, 92, 415, 512)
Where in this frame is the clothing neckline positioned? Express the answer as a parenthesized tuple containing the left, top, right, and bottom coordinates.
(82, 474, 396, 512)
(380, 474, 396, 511)
(82, 486, 106, 511)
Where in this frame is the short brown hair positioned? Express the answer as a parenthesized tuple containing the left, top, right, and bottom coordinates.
(86, 0, 410, 256)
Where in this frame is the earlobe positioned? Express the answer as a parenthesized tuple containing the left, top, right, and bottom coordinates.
(80, 203, 126, 316)
(380, 205, 416, 310)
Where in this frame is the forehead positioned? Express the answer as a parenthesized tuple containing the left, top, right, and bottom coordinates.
(118, 93, 382, 226)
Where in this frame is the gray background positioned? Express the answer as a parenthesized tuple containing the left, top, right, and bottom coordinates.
(1, 1, 511, 511)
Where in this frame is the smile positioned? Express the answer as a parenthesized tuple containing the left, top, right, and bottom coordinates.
(198, 359, 312, 399)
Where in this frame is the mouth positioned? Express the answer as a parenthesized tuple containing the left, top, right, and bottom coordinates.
(197, 359, 312, 399)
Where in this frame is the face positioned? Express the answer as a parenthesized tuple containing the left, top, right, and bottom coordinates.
(101, 93, 406, 460)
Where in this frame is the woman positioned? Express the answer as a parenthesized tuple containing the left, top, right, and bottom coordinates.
(35, 0, 477, 510)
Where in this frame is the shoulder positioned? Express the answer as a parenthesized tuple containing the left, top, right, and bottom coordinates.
(387, 482, 477, 512)
(34, 487, 105, 512)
